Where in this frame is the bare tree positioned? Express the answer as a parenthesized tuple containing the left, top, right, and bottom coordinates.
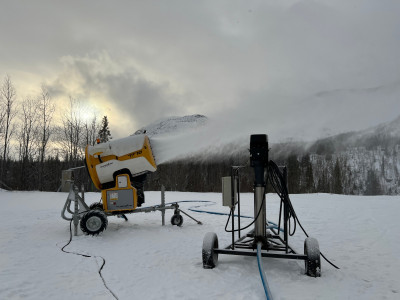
(83, 115, 100, 148)
(58, 96, 84, 164)
(18, 97, 39, 161)
(37, 85, 55, 190)
(0, 95, 5, 156)
(0, 75, 17, 179)
(17, 97, 40, 188)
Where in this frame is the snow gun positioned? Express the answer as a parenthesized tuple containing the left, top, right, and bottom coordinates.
(202, 134, 333, 280)
(62, 134, 199, 236)
(85, 134, 157, 209)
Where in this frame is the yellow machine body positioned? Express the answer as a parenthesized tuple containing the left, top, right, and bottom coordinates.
(101, 174, 138, 213)
(85, 134, 157, 190)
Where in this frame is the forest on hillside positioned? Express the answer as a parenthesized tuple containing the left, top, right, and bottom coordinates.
(145, 144, 394, 195)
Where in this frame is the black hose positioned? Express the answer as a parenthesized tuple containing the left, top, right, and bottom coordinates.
(224, 187, 266, 233)
(268, 160, 340, 270)
(61, 218, 119, 299)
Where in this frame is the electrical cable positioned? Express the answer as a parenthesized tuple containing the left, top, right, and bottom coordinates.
(257, 242, 274, 300)
(267, 160, 340, 270)
(163, 186, 338, 269)
(224, 187, 266, 233)
(60, 218, 119, 300)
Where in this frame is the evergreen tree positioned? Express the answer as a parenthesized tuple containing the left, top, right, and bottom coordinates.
(98, 116, 112, 143)
(300, 154, 315, 193)
(287, 154, 301, 193)
(305, 163, 315, 193)
(333, 158, 343, 194)
(365, 169, 382, 195)
(317, 168, 329, 193)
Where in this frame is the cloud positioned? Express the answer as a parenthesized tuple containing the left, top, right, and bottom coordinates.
(47, 51, 190, 137)
(2, 0, 400, 141)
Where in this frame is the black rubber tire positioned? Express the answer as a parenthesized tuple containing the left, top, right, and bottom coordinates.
(202, 232, 219, 269)
(89, 202, 104, 211)
(171, 214, 184, 226)
(80, 210, 108, 235)
(304, 237, 321, 277)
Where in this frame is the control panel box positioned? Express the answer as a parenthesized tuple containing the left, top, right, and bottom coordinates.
(222, 176, 237, 208)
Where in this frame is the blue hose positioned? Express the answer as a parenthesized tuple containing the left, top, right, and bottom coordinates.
(257, 242, 274, 300)
(166, 199, 277, 298)
(151, 199, 283, 231)
(187, 205, 283, 231)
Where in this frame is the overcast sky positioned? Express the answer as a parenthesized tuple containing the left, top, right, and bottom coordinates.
(1, 0, 400, 141)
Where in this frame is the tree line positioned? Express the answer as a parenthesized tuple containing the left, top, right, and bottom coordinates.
(145, 150, 385, 195)
(0, 74, 112, 191)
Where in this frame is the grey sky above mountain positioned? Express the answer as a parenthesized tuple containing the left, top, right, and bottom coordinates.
(1, 0, 399, 141)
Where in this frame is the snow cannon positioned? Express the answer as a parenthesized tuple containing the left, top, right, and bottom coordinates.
(78, 134, 162, 235)
(202, 134, 323, 278)
(62, 134, 202, 236)
(85, 134, 157, 192)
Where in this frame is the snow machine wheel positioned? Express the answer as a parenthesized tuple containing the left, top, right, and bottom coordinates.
(80, 210, 108, 235)
(304, 237, 321, 277)
(202, 232, 219, 269)
(89, 202, 104, 211)
(171, 214, 183, 226)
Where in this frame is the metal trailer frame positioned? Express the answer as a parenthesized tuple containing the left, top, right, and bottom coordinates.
(62, 181, 201, 236)
(214, 166, 308, 262)
(203, 135, 321, 277)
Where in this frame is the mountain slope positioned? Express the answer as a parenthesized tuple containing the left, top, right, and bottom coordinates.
(306, 115, 400, 195)
(138, 114, 400, 195)
(308, 114, 400, 154)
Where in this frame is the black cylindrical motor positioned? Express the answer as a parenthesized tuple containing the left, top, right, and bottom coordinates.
(250, 134, 269, 241)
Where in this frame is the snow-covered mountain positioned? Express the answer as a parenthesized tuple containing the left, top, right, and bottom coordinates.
(138, 113, 400, 195)
(308, 114, 400, 153)
(134, 114, 207, 137)
(306, 115, 400, 195)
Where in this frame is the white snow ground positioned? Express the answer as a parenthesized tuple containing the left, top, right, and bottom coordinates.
(0, 190, 399, 300)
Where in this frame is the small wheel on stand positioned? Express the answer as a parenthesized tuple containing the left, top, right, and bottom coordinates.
(202, 232, 219, 269)
(304, 237, 321, 277)
(171, 214, 184, 226)
(80, 210, 108, 235)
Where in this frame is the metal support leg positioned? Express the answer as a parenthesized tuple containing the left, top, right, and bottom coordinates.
(178, 209, 202, 225)
(283, 167, 289, 253)
(161, 185, 165, 226)
(74, 187, 79, 236)
(61, 181, 90, 236)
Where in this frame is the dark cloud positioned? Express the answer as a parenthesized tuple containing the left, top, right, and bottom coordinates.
(1, 0, 400, 140)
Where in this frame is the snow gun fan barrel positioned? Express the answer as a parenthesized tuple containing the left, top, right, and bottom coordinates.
(85, 134, 157, 190)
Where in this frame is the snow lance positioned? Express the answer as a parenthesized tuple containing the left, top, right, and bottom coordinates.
(202, 134, 324, 278)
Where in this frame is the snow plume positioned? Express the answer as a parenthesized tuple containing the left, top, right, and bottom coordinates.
(149, 110, 309, 165)
(150, 117, 251, 165)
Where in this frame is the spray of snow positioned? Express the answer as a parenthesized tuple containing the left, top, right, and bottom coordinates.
(150, 117, 251, 165)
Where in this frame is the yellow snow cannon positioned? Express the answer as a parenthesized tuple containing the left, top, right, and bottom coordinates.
(64, 134, 198, 236)
(85, 134, 157, 191)
(84, 134, 157, 220)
